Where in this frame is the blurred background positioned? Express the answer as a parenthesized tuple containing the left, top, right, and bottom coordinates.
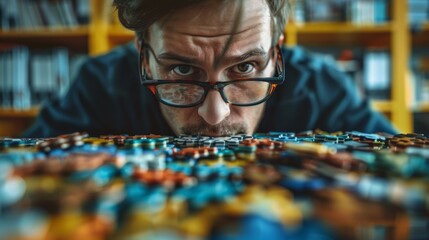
(0, 0, 428, 137)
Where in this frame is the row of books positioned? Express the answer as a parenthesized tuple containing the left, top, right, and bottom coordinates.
(409, 0, 429, 25)
(0, 0, 90, 30)
(293, 0, 389, 24)
(309, 47, 391, 100)
(313, 47, 429, 107)
(0, 45, 87, 110)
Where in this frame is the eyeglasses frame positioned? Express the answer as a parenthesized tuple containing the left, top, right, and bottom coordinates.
(138, 40, 285, 108)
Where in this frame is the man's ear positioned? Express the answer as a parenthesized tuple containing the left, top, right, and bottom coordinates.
(277, 34, 285, 47)
(134, 38, 140, 51)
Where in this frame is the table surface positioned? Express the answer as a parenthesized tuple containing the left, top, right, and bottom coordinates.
(1, 131, 428, 240)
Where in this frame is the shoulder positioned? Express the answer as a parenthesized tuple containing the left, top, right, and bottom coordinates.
(279, 46, 354, 95)
(83, 43, 138, 73)
(282, 46, 347, 80)
(77, 43, 139, 91)
(282, 46, 326, 69)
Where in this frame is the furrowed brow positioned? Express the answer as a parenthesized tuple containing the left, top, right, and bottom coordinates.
(155, 48, 269, 66)
(234, 48, 268, 62)
(224, 47, 271, 70)
(157, 52, 200, 65)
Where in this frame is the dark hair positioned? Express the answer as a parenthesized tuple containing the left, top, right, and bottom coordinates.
(113, 0, 290, 44)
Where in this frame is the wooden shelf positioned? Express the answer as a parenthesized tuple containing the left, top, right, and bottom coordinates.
(0, 26, 89, 38)
(0, 108, 38, 136)
(0, 107, 40, 118)
(0, 27, 90, 52)
(108, 28, 135, 45)
(411, 22, 429, 46)
(108, 28, 134, 37)
(286, 23, 393, 47)
(289, 22, 393, 33)
(416, 102, 429, 112)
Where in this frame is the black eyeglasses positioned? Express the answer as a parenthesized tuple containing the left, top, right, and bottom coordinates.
(138, 41, 285, 108)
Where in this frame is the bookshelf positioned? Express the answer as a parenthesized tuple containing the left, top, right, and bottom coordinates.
(286, 0, 414, 133)
(0, 0, 93, 137)
(0, 0, 426, 136)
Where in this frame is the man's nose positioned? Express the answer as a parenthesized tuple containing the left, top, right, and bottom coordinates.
(198, 90, 230, 125)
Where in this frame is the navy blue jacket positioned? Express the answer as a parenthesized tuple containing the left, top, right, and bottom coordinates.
(23, 44, 396, 137)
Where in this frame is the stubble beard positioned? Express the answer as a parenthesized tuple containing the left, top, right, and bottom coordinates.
(161, 103, 265, 137)
(180, 120, 248, 136)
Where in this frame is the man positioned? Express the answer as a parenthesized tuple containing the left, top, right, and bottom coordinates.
(23, 0, 396, 138)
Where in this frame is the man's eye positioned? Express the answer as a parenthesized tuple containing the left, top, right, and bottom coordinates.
(173, 65, 194, 76)
(234, 63, 254, 73)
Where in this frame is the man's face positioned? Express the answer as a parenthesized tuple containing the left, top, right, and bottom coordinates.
(145, 0, 278, 136)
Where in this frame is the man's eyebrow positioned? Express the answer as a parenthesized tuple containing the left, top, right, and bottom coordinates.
(223, 48, 269, 68)
(156, 53, 200, 65)
(232, 48, 268, 62)
(156, 48, 268, 65)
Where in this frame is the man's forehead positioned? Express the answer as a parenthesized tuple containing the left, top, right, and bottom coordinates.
(148, 0, 271, 38)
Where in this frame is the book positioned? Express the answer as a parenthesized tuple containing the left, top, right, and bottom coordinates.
(13, 47, 31, 109)
(295, 0, 389, 24)
(304, 0, 348, 22)
(0, 0, 85, 29)
(30, 0, 45, 28)
(410, 53, 429, 107)
(61, 0, 79, 27)
(39, 0, 58, 28)
(1, 0, 18, 30)
(0, 46, 83, 109)
(0, 0, 3, 29)
(75, 0, 90, 25)
(363, 50, 391, 100)
(408, 0, 429, 25)
(293, 0, 305, 24)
